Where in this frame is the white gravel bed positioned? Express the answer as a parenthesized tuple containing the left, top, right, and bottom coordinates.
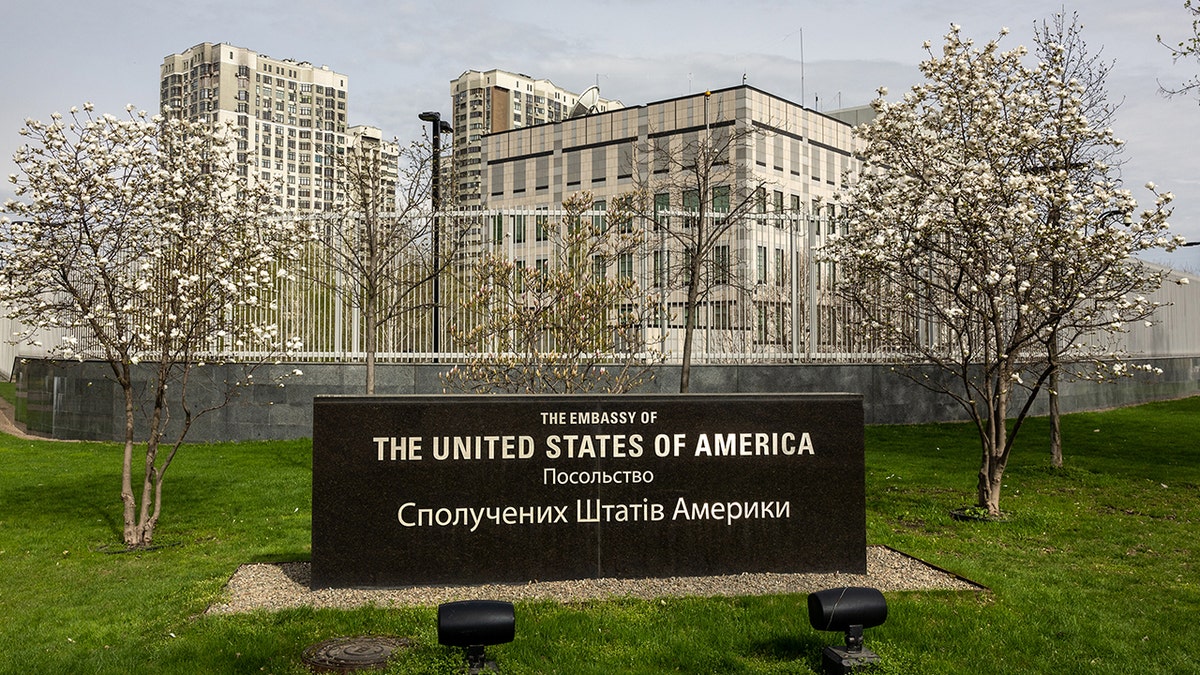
(206, 546, 981, 614)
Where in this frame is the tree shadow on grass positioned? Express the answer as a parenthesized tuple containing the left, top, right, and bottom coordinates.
(2, 471, 123, 540)
(747, 632, 826, 670)
(4, 468, 240, 550)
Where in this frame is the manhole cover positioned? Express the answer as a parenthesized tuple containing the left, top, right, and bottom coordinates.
(302, 636, 411, 672)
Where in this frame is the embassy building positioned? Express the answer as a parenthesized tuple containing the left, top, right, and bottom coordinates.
(473, 85, 868, 359)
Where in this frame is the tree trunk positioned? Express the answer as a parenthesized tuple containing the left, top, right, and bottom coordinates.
(977, 456, 1005, 516)
(365, 301, 378, 395)
(679, 268, 701, 393)
(976, 377, 1010, 517)
(365, 237, 379, 395)
(120, 380, 139, 546)
(137, 440, 158, 545)
(120, 362, 175, 549)
(1049, 368, 1063, 468)
(976, 427, 1008, 517)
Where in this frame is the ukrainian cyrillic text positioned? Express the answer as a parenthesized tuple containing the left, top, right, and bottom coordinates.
(398, 502, 569, 531)
(542, 468, 654, 486)
(671, 498, 792, 525)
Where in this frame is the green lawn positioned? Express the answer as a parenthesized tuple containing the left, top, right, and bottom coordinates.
(0, 396, 1197, 673)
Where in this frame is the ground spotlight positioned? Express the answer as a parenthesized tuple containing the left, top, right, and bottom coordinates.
(437, 600, 515, 673)
(807, 586, 888, 674)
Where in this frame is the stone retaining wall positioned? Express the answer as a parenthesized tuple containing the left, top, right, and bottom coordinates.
(11, 357, 1199, 442)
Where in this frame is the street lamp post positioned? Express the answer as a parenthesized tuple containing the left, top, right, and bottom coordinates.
(419, 111, 453, 359)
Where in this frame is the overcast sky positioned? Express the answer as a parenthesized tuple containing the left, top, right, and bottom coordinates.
(4, 0, 1199, 270)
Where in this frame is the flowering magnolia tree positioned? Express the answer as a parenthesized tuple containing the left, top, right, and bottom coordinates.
(2, 104, 311, 547)
(442, 193, 661, 394)
(824, 26, 1180, 516)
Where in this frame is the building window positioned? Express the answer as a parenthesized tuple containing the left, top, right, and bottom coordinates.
(592, 200, 606, 232)
(712, 185, 730, 213)
(683, 189, 699, 228)
(618, 142, 634, 179)
(654, 193, 670, 229)
(653, 137, 670, 174)
(492, 214, 504, 243)
(618, 252, 634, 280)
(714, 245, 731, 285)
(513, 215, 526, 243)
(756, 246, 767, 284)
(712, 301, 731, 330)
(591, 146, 607, 185)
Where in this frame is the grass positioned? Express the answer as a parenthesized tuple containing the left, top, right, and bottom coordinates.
(0, 394, 1197, 673)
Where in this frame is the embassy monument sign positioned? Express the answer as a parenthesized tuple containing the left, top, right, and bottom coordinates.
(311, 394, 865, 588)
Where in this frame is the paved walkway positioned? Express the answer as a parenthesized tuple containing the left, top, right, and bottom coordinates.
(0, 397, 65, 441)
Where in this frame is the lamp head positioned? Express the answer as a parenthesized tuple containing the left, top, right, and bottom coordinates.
(438, 599, 515, 647)
(438, 600, 515, 673)
(808, 587, 888, 674)
(808, 586, 887, 633)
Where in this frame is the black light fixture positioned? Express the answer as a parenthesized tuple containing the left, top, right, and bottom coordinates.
(418, 110, 453, 359)
(807, 586, 888, 675)
(437, 599, 515, 673)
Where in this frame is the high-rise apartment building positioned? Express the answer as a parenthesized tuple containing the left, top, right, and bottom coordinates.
(160, 43, 363, 213)
(346, 125, 400, 212)
(450, 69, 622, 205)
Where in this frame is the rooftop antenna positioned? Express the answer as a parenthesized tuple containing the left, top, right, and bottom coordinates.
(800, 28, 806, 109)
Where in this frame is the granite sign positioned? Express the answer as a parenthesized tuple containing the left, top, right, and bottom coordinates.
(311, 394, 865, 588)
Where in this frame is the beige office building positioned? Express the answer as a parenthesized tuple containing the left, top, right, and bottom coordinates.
(477, 85, 865, 358)
(450, 69, 622, 205)
(482, 85, 857, 210)
(160, 43, 358, 213)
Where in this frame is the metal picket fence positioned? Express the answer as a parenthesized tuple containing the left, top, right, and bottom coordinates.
(4, 207, 1197, 373)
